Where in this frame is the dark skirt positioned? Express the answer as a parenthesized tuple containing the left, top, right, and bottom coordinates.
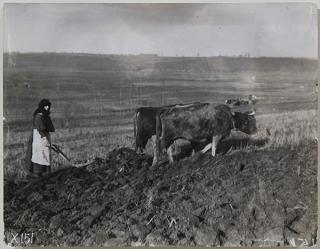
(32, 163, 51, 176)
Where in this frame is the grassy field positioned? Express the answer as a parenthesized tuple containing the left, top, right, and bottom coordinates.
(3, 52, 318, 180)
(3, 109, 317, 180)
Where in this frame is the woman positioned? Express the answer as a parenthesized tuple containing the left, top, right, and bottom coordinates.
(30, 98, 55, 177)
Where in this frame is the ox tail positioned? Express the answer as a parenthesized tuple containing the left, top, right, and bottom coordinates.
(133, 111, 138, 151)
(155, 111, 161, 160)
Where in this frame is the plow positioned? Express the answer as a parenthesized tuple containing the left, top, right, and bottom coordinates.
(50, 144, 95, 168)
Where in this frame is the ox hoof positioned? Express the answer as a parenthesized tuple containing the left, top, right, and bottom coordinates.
(150, 163, 157, 170)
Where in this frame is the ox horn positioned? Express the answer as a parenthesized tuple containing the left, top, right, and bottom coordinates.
(248, 110, 255, 116)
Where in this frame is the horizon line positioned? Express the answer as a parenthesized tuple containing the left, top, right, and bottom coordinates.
(3, 51, 318, 60)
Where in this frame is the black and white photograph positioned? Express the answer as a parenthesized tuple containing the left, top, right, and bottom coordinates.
(2, 2, 318, 247)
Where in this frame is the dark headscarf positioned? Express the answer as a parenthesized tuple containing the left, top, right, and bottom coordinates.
(33, 98, 51, 116)
(33, 98, 55, 132)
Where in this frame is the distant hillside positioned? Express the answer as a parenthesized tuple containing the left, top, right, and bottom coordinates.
(4, 52, 318, 73)
(3, 52, 318, 123)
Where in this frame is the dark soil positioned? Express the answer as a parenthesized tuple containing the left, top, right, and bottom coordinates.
(4, 142, 317, 246)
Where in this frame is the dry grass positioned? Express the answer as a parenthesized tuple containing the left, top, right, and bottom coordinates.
(3, 124, 134, 180)
(3, 109, 317, 180)
(254, 109, 317, 148)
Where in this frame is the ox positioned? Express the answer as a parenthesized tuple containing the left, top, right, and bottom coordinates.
(133, 103, 203, 165)
(155, 103, 257, 164)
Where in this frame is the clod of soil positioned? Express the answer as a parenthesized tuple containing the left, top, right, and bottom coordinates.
(4, 143, 317, 246)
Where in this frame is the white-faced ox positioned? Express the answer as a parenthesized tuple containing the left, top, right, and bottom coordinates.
(155, 103, 257, 164)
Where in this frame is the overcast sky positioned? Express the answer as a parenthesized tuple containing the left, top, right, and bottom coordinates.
(4, 3, 318, 58)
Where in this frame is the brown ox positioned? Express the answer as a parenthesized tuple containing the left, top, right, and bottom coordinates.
(133, 103, 203, 165)
(155, 103, 257, 164)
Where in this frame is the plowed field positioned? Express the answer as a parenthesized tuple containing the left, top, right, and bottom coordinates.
(4, 141, 317, 246)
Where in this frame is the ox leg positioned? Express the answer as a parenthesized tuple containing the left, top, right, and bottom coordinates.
(136, 147, 142, 154)
(151, 135, 158, 166)
(211, 135, 222, 157)
(167, 145, 174, 164)
(190, 142, 197, 156)
(191, 149, 195, 156)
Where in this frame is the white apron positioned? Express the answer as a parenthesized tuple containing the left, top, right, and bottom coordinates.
(31, 129, 51, 166)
